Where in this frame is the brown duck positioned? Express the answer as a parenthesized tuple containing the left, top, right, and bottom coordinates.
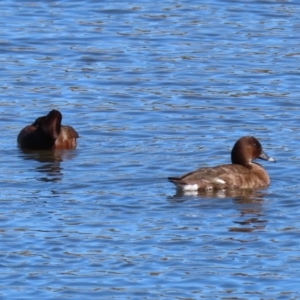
(17, 109, 79, 150)
(168, 136, 275, 192)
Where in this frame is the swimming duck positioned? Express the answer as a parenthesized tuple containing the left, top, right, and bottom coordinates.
(17, 109, 79, 150)
(168, 136, 275, 192)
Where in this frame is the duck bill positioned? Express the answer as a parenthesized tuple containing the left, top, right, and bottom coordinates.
(259, 151, 276, 162)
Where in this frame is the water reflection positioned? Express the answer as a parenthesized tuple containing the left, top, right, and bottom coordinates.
(169, 187, 266, 199)
(169, 188, 268, 232)
(18, 148, 77, 182)
(230, 190, 267, 232)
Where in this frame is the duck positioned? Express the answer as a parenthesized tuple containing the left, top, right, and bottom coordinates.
(17, 109, 79, 150)
(168, 136, 275, 192)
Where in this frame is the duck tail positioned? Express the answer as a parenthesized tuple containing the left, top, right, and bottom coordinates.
(168, 177, 184, 185)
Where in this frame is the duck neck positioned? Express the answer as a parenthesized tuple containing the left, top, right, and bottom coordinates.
(231, 153, 252, 169)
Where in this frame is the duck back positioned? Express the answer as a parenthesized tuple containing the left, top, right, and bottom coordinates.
(168, 163, 270, 191)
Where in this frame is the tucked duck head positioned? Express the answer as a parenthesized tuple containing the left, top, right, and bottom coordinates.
(37, 110, 62, 140)
(17, 109, 78, 150)
(231, 136, 275, 166)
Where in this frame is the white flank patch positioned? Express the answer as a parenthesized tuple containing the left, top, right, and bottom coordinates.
(213, 178, 226, 184)
(183, 184, 199, 191)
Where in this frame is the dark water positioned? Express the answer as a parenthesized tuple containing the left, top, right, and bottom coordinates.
(1, 0, 300, 299)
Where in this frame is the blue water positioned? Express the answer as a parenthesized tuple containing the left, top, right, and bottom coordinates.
(1, 0, 300, 299)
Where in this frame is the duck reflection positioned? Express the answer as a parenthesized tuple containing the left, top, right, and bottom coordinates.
(230, 190, 267, 232)
(170, 187, 265, 199)
(169, 188, 268, 232)
(18, 148, 77, 182)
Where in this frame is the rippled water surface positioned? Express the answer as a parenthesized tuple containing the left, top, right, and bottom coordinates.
(1, 0, 300, 299)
